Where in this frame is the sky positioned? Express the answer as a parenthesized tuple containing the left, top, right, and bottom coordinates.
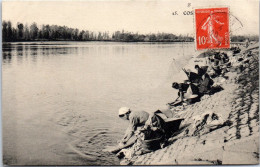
(2, 0, 259, 35)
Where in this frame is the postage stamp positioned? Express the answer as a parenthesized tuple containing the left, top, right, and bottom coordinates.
(195, 7, 230, 50)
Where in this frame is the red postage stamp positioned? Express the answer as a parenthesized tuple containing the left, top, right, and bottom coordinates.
(195, 7, 230, 50)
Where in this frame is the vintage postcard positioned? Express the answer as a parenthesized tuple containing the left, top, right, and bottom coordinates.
(2, 0, 259, 165)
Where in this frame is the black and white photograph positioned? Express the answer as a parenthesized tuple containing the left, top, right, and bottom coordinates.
(2, 0, 259, 165)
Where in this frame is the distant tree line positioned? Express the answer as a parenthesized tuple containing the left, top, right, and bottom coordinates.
(2, 20, 258, 43)
(231, 35, 259, 42)
(2, 21, 194, 42)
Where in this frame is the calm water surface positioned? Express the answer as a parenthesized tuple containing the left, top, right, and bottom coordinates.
(2, 42, 194, 165)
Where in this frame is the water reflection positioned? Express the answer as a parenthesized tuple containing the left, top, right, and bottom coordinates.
(3, 51, 12, 64)
(16, 45, 24, 56)
(2, 43, 83, 65)
(30, 45, 39, 56)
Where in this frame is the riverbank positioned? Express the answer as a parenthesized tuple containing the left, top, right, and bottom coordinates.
(129, 46, 259, 165)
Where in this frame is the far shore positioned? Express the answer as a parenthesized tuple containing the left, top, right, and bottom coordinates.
(2, 41, 249, 45)
(2, 40, 194, 44)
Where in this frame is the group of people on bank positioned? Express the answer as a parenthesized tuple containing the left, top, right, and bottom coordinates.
(169, 51, 231, 107)
(114, 50, 233, 158)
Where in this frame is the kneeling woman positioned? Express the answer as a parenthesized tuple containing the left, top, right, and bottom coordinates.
(170, 82, 200, 106)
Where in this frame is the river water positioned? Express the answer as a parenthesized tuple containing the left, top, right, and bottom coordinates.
(2, 42, 195, 165)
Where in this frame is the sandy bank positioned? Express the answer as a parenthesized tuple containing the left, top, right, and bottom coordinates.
(130, 47, 259, 165)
